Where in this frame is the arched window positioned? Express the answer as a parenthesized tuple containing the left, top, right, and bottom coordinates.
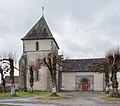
(35, 70, 40, 81)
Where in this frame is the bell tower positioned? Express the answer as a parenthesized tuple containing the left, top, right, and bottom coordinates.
(19, 14, 59, 91)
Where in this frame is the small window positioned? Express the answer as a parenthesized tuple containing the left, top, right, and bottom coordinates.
(43, 28, 46, 34)
(23, 42, 25, 52)
(35, 70, 40, 81)
(36, 42, 39, 51)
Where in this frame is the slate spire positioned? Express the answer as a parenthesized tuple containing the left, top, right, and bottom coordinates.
(22, 16, 54, 40)
(21, 15, 59, 49)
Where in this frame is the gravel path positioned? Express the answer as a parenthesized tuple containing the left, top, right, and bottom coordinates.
(0, 92, 120, 106)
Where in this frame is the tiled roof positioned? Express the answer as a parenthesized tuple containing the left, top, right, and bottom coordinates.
(62, 58, 105, 72)
(5, 76, 19, 83)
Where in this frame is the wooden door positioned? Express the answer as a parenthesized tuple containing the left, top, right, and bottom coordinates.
(82, 81, 88, 91)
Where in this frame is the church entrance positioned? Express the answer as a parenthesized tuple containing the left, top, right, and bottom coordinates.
(75, 75, 93, 91)
(81, 79, 89, 91)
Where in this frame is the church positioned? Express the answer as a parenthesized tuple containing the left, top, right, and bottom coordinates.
(19, 15, 106, 92)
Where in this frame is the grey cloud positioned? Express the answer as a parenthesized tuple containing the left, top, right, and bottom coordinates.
(0, 0, 120, 59)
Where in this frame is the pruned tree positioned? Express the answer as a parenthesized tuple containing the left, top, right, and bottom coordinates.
(0, 51, 17, 96)
(43, 53, 58, 96)
(106, 47, 120, 98)
(28, 57, 42, 92)
(35, 52, 63, 96)
(2, 58, 16, 96)
(0, 58, 11, 93)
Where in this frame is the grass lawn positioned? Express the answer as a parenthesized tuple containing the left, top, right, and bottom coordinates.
(0, 91, 51, 98)
(0, 104, 18, 106)
(102, 93, 120, 101)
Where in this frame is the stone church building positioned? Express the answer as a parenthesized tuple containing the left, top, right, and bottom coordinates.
(19, 16, 106, 92)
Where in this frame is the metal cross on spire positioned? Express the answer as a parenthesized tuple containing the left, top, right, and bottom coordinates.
(42, 6, 44, 17)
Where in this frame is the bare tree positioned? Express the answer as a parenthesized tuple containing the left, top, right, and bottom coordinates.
(106, 47, 120, 98)
(0, 58, 11, 93)
(1, 58, 16, 96)
(43, 53, 58, 96)
(35, 52, 63, 96)
(0, 51, 17, 96)
(9, 58, 16, 96)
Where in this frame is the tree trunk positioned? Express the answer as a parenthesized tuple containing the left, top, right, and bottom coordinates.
(30, 85, 34, 92)
(110, 88, 120, 98)
(1, 85, 5, 93)
(32, 87, 33, 92)
(50, 80, 58, 96)
(110, 71, 120, 98)
(106, 85, 110, 94)
(105, 69, 110, 93)
(1, 73, 5, 93)
(9, 59, 16, 96)
(11, 84, 16, 96)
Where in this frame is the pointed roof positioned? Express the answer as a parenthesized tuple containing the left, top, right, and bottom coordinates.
(21, 16, 59, 49)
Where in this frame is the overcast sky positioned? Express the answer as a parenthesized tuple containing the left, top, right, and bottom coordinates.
(0, 0, 120, 60)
